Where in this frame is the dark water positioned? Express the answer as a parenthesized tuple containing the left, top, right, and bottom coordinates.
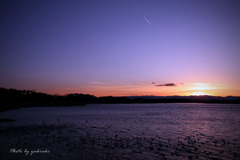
(0, 103, 240, 160)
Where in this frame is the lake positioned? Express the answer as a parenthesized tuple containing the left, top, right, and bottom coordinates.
(0, 103, 240, 160)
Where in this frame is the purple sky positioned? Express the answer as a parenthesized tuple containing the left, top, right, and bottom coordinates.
(1, 0, 240, 96)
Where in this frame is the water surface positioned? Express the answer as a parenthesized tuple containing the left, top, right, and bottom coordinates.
(0, 103, 240, 159)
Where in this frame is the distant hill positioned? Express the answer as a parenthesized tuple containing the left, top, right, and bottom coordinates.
(0, 87, 240, 112)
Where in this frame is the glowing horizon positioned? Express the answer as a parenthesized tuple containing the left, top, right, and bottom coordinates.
(23, 82, 239, 97)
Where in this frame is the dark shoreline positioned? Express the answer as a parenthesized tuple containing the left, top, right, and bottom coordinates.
(1, 87, 240, 112)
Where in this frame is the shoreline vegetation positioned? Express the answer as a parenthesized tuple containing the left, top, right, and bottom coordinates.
(1, 87, 240, 112)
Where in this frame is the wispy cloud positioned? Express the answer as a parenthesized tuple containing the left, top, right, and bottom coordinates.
(88, 81, 106, 85)
(144, 16, 151, 24)
(155, 83, 176, 87)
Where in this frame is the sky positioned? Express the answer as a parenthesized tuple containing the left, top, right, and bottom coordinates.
(0, 0, 240, 97)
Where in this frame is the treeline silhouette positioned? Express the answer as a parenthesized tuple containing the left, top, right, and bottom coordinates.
(1, 87, 240, 111)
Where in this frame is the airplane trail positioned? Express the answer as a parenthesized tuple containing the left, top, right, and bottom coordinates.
(144, 16, 151, 24)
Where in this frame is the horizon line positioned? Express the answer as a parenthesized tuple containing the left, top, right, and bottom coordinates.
(1, 87, 239, 98)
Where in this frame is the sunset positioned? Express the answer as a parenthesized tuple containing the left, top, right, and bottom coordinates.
(0, 0, 239, 97)
(0, 0, 240, 160)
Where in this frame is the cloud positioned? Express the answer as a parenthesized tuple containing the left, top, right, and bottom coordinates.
(155, 83, 176, 87)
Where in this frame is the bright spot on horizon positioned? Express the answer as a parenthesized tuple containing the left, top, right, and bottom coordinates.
(188, 83, 214, 96)
(191, 91, 211, 96)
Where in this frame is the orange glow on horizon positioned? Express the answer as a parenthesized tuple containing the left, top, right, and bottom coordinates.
(38, 82, 240, 97)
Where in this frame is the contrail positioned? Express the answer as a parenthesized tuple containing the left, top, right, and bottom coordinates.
(144, 16, 151, 24)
